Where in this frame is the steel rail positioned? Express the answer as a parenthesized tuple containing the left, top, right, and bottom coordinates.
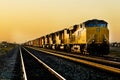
(19, 47, 27, 80)
(23, 47, 66, 80)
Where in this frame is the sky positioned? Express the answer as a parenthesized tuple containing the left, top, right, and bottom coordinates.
(0, 0, 120, 43)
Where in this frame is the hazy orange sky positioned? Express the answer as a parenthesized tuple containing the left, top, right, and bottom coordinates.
(0, 0, 120, 43)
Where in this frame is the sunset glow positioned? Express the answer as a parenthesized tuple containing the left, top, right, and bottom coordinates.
(0, 0, 120, 43)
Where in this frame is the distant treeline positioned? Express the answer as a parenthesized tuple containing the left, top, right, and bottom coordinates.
(0, 41, 17, 48)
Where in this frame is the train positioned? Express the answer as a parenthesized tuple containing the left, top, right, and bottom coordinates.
(24, 19, 109, 55)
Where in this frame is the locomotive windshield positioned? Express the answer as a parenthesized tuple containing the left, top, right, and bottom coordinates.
(84, 19, 107, 27)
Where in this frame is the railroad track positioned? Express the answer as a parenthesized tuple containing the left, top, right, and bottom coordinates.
(26, 46, 120, 75)
(39, 48, 120, 62)
(19, 47, 66, 80)
(35, 48, 120, 68)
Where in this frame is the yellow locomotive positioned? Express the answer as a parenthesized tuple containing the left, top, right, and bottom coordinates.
(25, 19, 109, 55)
(68, 19, 109, 55)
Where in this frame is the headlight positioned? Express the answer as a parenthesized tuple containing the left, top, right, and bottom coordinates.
(92, 40, 95, 42)
(104, 39, 106, 42)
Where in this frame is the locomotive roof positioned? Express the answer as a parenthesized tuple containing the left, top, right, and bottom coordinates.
(83, 19, 108, 24)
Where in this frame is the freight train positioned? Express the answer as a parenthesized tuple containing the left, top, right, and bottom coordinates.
(24, 19, 109, 55)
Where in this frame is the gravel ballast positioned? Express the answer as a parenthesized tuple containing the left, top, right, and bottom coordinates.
(27, 47, 120, 80)
(0, 47, 21, 80)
